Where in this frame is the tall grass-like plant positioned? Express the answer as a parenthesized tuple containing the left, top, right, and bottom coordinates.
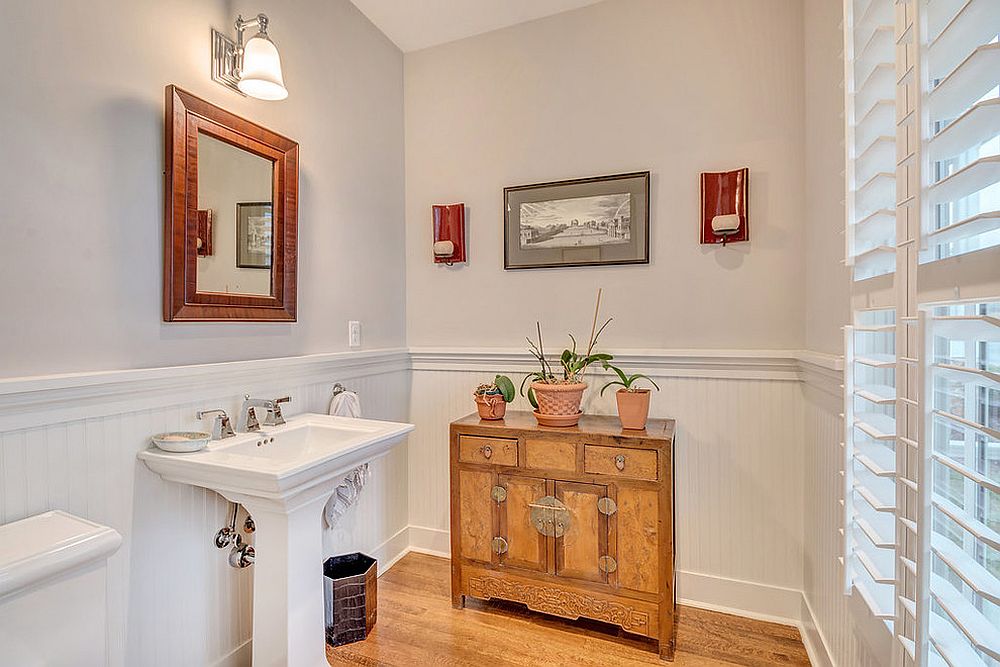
(520, 289, 613, 408)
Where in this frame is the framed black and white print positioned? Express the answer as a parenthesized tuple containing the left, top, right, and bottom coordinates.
(503, 171, 649, 270)
(236, 202, 273, 269)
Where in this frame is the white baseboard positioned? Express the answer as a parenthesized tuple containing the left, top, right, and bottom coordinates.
(407, 525, 451, 558)
(799, 595, 835, 667)
(677, 570, 804, 625)
(212, 640, 251, 667)
(371, 525, 412, 575)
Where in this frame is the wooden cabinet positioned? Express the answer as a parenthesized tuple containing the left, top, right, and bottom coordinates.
(450, 411, 677, 660)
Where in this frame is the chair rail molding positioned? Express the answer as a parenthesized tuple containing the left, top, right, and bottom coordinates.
(410, 347, 842, 382)
(0, 348, 410, 432)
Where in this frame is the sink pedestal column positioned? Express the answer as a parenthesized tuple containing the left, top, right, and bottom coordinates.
(225, 490, 331, 667)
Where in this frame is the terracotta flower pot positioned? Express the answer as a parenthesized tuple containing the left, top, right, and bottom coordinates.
(474, 392, 507, 420)
(531, 381, 586, 427)
(615, 389, 651, 430)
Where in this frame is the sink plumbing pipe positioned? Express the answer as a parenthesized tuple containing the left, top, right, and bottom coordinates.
(215, 502, 255, 568)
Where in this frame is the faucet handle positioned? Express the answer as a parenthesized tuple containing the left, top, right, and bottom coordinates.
(197, 409, 236, 440)
(267, 396, 291, 426)
(245, 406, 262, 432)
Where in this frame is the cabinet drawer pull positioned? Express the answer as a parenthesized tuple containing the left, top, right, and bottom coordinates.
(615, 454, 626, 471)
(482, 445, 493, 459)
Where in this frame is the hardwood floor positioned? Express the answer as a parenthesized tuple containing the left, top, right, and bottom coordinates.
(327, 553, 810, 666)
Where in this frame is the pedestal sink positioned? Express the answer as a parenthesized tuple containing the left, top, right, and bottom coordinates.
(138, 413, 414, 667)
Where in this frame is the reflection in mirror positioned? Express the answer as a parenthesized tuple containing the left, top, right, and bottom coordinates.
(196, 132, 274, 296)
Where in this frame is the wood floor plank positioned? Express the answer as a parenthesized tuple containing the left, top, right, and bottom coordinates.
(327, 553, 809, 666)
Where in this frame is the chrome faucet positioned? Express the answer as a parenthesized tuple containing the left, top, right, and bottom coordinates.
(238, 394, 290, 432)
(197, 409, 235, 440)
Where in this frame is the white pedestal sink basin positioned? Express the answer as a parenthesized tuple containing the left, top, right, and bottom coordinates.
(138, 413, 414, 667)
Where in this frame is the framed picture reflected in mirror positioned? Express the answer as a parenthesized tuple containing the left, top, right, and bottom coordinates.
(236, 202, 273, 269)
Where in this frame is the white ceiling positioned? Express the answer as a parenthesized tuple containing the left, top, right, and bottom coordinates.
(350, 0, 605, 52)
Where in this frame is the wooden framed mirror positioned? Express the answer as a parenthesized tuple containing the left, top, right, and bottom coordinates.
(163, 85, 299, 321)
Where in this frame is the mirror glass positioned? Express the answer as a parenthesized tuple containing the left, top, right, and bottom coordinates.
(196, 132, 274, 296)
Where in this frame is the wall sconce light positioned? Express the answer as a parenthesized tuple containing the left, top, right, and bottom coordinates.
(211, 14, 288, 101)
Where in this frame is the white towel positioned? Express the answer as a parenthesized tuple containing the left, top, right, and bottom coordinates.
(329, 391, 362, 418)
(324, 389, 367, 527)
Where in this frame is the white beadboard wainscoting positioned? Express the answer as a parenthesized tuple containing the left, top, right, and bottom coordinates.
(0, 349, 411, 667)
(407, 347, 843, 666)
(0, 346, 872, 667)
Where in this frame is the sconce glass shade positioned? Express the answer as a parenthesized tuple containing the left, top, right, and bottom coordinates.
(238, 34, 287, 100)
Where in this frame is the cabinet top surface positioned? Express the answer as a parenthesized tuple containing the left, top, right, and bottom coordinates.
(451, 411, 675, 441)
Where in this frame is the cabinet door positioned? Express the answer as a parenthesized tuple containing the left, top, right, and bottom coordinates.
(615, 485, 659, 594)
(497, 474, 548, 572)
(554, 481, 608, 583)
(458, 469, 496, 563)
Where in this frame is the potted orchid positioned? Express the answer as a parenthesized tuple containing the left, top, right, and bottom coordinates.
(473, 375, 516, 420)
(600, 363, 660, 430)
(520, 290, 612, 427)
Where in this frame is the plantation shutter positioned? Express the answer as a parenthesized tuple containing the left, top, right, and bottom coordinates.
(921, 0, 1000, 261)
(846, 0, 898, 280)
(845, 308, 899, 625)
(919, 303, 1000, 666)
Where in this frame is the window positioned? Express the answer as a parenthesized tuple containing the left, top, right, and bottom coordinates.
(844, 1, 1000, 663)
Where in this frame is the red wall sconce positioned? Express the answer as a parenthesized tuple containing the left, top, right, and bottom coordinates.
(432, 203, 466, 265)
(700, 168, 749, 246)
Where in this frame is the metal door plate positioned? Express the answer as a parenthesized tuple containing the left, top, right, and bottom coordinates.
(529, 495, 571, 538)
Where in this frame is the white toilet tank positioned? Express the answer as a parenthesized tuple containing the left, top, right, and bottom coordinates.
(0, 511, 122, 667)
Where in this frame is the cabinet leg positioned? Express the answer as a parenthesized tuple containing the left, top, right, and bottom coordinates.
(658, 638, 675, 661)
(452, 593, 465, 609)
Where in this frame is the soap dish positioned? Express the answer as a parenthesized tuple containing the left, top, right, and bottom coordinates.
(151, 431, 211, 453)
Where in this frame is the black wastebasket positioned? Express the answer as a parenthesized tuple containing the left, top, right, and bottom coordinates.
(323, 553, 377, 647)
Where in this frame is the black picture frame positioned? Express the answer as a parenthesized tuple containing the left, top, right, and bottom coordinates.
(503, 171, 650, 270)
(236, 202, 273, 269)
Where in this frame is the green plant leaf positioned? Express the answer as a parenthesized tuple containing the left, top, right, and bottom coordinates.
(606, 364, 628, 386)
(527, 386, 538, 409)
(600, 381, 626, 396)
(626, 373, 660, 391)
(494, 375, 516, 403)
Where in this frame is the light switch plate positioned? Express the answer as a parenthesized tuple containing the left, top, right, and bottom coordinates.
(348, 321, 361, 348)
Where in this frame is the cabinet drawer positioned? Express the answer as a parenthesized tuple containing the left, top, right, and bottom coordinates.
(523, 435, 577, 472)
(459, 435, 518, 466)
(583, 445, 657, 481)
